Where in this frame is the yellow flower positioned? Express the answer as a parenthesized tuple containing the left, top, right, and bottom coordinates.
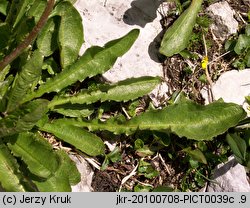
(201, 56, 208, 69)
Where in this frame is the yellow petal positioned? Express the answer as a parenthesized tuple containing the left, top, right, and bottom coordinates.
(201, 56, 208, 69)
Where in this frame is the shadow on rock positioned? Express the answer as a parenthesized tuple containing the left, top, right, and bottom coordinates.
(148, 29, 166, 63)
(123, 0, 164, 27)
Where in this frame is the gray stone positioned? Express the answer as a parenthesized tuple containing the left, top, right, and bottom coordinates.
(70, 154, 94, 192)
(206, 1, 238, 41)
(207, 156, 250, 192)
(74, 0, 164, 83)
(201, 69, 250, 116)
(201, 69, 250, 191)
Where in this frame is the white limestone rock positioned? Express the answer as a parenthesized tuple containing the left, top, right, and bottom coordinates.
(149, 82, 169, 107)
(70, 154, 94, 192)
(206, 1, 238, 41)
(201, 69, 250, 115)
(74, 0, 164, 82)
(202, 69, 250, 191)
(207, 156, 250, 192)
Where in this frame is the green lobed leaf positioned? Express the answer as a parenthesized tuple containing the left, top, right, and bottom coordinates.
(11, 0, 47, 42)
(0, 74, 13, 100)
(0, 143, 26, 192)
(38, 120, 105, 156)
(59, 151, 81, 185)
(6, 0, 35, 28)
(153, 131, 171, 147)
(183, 147, 207, 164)
(106, 147, 122, 163)
(159, 0, 203, 57)
(101, 146, 121, 170)
(36, 17, 58, 57)
(6, 132, 60, 179)
(27, 0, 46, 23)
(136, 145, 155, 157)
(134, 139, 144, 150)
(134, 184, 152, 192)
(49, 76, 160, 108)
(6, 0, 44, 51)
(7, 50, 43, 112)
(62, 100, 246, 141)
(125, 100, 246, 140)
(0, 0, 8, 15)
(246, 50, 250, 67)
(52, 103, 94, 118)
(138, 159, 159, 179)
(226, 133, 247, 163)
(11, 15, 36, 45)
(6, 0, 45, 47)
(152, 186, 174, 192)
(0, 99, 48, 138)
(225, 39, 237, 52)
(34, 150, 80, 192)
(247, 159, 250, 170)
(0, 65, 11, 82)
(23, 29, 140, 102)
(0, 75, 13, 112)
(246, 24, 250, 36)
(0, 23, 11, 54)
(52, 1, 84, 68)
(234, 34, 250, 55)
(42, 57, 60, 75)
